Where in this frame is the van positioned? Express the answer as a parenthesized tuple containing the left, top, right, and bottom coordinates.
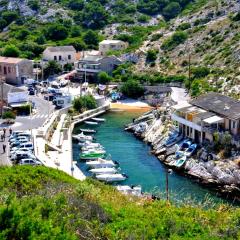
(19, 142, 34, 151)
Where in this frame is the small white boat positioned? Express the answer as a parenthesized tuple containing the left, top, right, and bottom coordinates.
(82, 149, 106, 155)
(84, 121, 98, 125)
(116, 185, 142, 197)
(73, 132, 93, 142)
(91, 117, 106, 122)
(86, 158, 118, 168)
(96, 173, 128, 182)
(81, 145, 104, 151)
(89, 167, 117, 175)
(79, 141, 101, 148)
(80, 128, 96, 133)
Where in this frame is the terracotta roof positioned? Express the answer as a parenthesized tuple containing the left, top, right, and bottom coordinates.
(45, 46, 76, 53)
(0, 57, 24, 64)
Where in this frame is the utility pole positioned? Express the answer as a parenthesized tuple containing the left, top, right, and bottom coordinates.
(0, 76, 5, 117)
(188, 53, 191, 91)
(166, 169, 169, 203)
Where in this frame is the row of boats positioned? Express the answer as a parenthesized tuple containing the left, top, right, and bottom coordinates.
(164, 132, 198, 168)
(73, 119, 129, 183)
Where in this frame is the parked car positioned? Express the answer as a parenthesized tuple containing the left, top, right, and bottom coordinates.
(11, 151, 36, 162)
(9, 136, 29, 143)
(10, 138, 29, 147)
(10, 148, 32, 155)
(29, 88, 35, 95)
(19, 159, 42, 166)
(19, 142, 34, 151)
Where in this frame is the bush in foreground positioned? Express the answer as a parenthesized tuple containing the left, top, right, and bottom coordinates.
(121, 80, 144, 99)
(0, 166, 239, 239)
(73, 95, 97, 113)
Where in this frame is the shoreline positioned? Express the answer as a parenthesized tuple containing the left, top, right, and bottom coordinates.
(125, 109, 240, 203)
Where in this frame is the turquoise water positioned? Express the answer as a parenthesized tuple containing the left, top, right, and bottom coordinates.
(73, 111, 233, 205)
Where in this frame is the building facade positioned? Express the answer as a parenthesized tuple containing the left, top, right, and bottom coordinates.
(42, 46, 76, 66)
(75, 55, 122, 82)
(99, 40, 127, 55)
(171, 93, 240, 144)
(0, 57, 33, 85)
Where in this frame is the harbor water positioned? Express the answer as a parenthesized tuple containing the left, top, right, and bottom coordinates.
(73, 110, 233, 205)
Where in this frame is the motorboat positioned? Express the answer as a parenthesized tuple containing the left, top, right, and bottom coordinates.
(95, 173, 128, 182)
(116, 185, 142, 197)
(81, 145, 104, 152)
(80, 152, 105, 160)
(173, 155, 187, 168)
(86, 158, 118, 168)
(73, 132, 93, 142)
(91, 117, 106, 122)
(82, 149, 106, 155)
(89, 167, 117, 175)
(80, 128, 96, 134)
(176, 139, 191, 157)
(185, 143, 197, 157)
(164, 131, 179, 146)
(84, 121, 98, 125)
(78, 141, 101, 148)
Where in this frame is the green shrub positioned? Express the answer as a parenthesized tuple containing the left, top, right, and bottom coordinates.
(161, 31, 188, 51)
(2, 111, 16, 119)
(146, 49, 158, 62)
(73, 95, 97, 112)
(150, 33, 163, 41)
(177, 22, 191, 30)
(28, 0, 40, 11)
(121, 80, 144, 99)
(2, 45, 20, 57)
(45, 24, 68, 41)
(192, 66, 210, 79)
(97, 71, 112, 84)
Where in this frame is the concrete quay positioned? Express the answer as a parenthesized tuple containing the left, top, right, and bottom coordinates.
(34, 103, 110, 181)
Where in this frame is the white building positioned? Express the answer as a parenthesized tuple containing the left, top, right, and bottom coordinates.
(42, 46, 76, 66)
(99, 40, 128, 55)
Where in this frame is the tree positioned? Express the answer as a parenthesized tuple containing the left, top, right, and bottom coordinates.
(44, 61, 62, 78)
(71, 26, 81, 37)
(68, 0, 84, 10)
(15, 29, 30, 40)
(162, 2, 181, 20)
(146, 49, 158, 62)
(28, 0, 40, 11)
(35, 35, 46, 44)
(2, 111, 16, 120)
(192, 66, 210, 79)
(97, 71, 112, 84)
(64, 63, 73, 72)
(83, 30, 99, 47)
(45, 24, 68, 41)
(2, 45, 20, 57)
(1, 11, 18, 25)
(73, 95, 97, 113)
(0, 19, 7, 31)
(121, 80, 144, 99)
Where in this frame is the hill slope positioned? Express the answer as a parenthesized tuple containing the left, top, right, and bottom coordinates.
(0, 166, 239, 239)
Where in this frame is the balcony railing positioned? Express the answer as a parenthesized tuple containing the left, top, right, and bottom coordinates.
(76, 67, 101, 73)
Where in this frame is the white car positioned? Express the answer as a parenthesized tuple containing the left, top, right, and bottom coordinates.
(10, 148, 32, 156)
(19, 159, 42, 166)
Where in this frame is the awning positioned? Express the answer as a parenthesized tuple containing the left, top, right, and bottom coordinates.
(9, 101, 28, 108)
(171, 102, 191, 110)
(203, 116, 223, 124)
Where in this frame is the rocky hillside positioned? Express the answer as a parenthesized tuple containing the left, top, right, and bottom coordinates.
(130, 0, 240, 97)
(0, 166, 240, 239)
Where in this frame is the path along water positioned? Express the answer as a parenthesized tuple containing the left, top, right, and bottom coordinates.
(73, 110, 233, 205)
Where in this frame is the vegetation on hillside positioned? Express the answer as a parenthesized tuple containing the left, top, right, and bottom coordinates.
(0, 166, 239, 239)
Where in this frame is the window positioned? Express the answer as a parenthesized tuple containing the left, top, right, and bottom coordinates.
(0, 66, 2, 72)
(3, 66, 7, 75)
(68, 55, 71, 60)
(54, 56, 57, 60)
(8, 67, 11, 73)
(233, 121, 236, 129)
(59, 55, 62, 61)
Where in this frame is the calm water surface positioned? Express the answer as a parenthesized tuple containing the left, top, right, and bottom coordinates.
(73, 111, 234, 205)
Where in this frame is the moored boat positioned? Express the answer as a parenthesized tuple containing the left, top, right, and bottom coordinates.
(80, 128, 96, 133)
(173, 155, 187, 168)
(73, 132, 93, 142)
(80, 152, 105, 160)
(86, 158, 118, 168)
(82, 149, 106, 155)
(91, 117, 106, 122)
(89, 167, 117, 175)
(84, 121, 98, 125)
(96, 173, 128, 182)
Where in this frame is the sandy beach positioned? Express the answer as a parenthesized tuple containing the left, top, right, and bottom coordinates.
(110, 99, 153, 112)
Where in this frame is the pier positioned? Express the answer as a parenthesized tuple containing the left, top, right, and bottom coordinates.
(34, 103, 110, 180)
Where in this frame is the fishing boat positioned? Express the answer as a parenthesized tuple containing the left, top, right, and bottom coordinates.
(82, 149, 106, 155)
(89, 167, 117, 175)
(80, 152, 105, 160)
(91, 117, 106, 122)
(185, 143, 197, 157)
(86, 158, 118, 168)
(84, 121, 98, 125)
(95, 173, 128, 182)
(78, 141, 100, 147)
(80, 128, 96, 134)
(81, 145, 104, 152)
(116, 185, 142, 196)
(174, 155, 187, 168)
(73, 132, 93, 142)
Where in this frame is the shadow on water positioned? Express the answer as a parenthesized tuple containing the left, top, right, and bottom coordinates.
(73, 110, 237, 206)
